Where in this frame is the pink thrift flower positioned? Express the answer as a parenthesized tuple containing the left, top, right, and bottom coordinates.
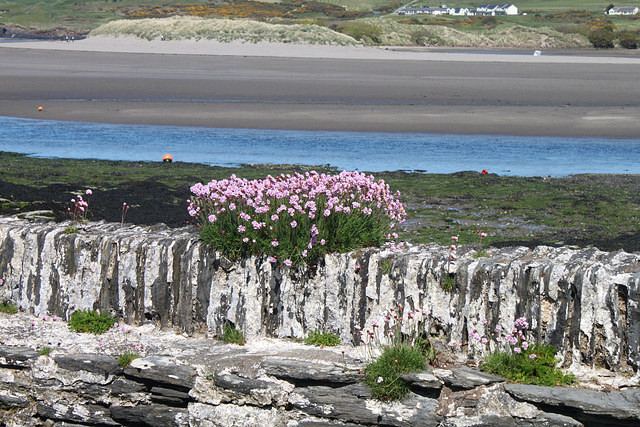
(514, 347, 521, 354)
(377, 376, 384, 383)
(269, 256, 277, 263)
(243, 237, 249, 243)
(271, 214, 279, 221)
(284, 259, 292, 267)
(271, 240, 279, 247)
(529, 353, 536, 359)
(85, 189, 92, 195)
(320, 239, 326, 245)
(290, 220, 297, 228)
(208, 214, 217, 223)
(452, 236, 459, 242)
(238, 225, 246, 232)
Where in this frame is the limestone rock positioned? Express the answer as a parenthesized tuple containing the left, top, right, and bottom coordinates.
(505, 383, 640, 425)
(261, 358, 362, 385)
(124, 355, 196, 390)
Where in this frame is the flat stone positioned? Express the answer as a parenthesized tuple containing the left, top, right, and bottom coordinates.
(110, 404, 189, 426)
(261, 358, 362, 385)
(400, 372, 443, 391)
(291, 384, 442, 426)
(54, 354, 121, 376)
(124, 356, 196, 390)
(438, 366, 505, 389)
(0, 346, 38, 367)
(215, 373, 280, 395)
(37, 402, 118, 425)
(505, 384, 640, 424)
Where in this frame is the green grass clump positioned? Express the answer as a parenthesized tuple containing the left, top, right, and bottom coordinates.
(118, 350, 140, 369)
(68, 309, 116, 334)
(304, 330, 341, 347)
(364, 345, 427, 400)
(222, 322, 246, 346)
(481, 342, 575, 386)
(39, 346, 52, 356)
(0, 301, 18, 314)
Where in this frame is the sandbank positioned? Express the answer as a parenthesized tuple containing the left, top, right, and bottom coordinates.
(1, 36, 639, 137)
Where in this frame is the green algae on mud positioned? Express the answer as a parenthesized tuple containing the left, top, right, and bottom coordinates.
(1, 152, 639, 252)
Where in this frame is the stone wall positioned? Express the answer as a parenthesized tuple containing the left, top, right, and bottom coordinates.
(1, 217, 639, 372)
(2, 342, 639, 426)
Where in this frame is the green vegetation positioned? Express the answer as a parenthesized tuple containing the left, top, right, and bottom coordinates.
(221, 322, 246, 345)
(364, 345, 427, 400)
(117, 350, 140, 369)
(379, 259, 393, 275)
(2, 0, 639, 48)
(68, 309, 116, 334)
(481, 343, 575, 386)
(304, 330, 341, 346)
(38, 346, 52, 356)
(0, 301, 18, 314)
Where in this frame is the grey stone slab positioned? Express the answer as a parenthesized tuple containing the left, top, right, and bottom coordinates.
(505, 384, 640, 424)
(443, 366, 505, 389)
(110, 404, 189, 426)
(37, 402, 119, 425)
(54, 353, 121, 376)
(262, 358, 362, 385)
(0, 345, 38, 367)
(400, 372, 444, 390)
(124, 356, 196, 390)
(215, 373, 280, 395)
(291, 384, 442, 426)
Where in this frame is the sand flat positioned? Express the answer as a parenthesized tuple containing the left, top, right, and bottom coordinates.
(1, 37, 639, 137)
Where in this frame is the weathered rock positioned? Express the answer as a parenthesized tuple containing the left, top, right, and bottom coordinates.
(0, 346, 38, 368)
(261, 358, 362, 385)
(188, 402, 289, 426)
(124, 355, 196, 390)
(399, 371, 443, 396)
(434, 366, 505, 390)
(37, 401, 118, 425)
(505, 383, 640, 425)
(110, 404, 189, 426)
(290, 384, 442, 426)
(54, 353, 121, 376)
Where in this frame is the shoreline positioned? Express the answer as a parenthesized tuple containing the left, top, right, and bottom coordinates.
(4, 36, 640, 64)
(1, 36, 640, 138)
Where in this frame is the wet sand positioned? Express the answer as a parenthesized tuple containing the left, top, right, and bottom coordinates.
(1, 37, 639, 137)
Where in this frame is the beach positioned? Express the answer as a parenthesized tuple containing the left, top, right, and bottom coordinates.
(1, 37, 639, 137)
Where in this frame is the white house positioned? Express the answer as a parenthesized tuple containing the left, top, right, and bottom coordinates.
(607, 6, 639, 15)
(447, 7, 472, 15)
(476, 4, 518, 15)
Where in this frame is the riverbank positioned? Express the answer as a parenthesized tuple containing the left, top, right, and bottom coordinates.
(1, 36, 639, 137)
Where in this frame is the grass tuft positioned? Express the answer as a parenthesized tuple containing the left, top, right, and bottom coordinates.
(304, 330, 341, 346)
(364, 345, 427, 400)
(221, 322, 246, 346)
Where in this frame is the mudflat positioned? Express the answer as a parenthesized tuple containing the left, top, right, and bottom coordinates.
(1, 37, 639, 137)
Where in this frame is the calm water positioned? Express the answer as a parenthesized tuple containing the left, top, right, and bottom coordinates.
(1, 116, 639, 177)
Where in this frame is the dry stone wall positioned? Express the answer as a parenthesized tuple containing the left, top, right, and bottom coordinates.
(1, 217, 639, 372)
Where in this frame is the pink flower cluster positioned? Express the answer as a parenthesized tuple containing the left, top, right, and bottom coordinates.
(68, 189, 92, 222)
(188, 171, 406, 265)
(189, 170, 406, 224)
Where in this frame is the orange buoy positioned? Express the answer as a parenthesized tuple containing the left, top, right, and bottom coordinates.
(481, 169, 488, 175)
(162, 154, 173, 163)
(38, 106, 44, 112)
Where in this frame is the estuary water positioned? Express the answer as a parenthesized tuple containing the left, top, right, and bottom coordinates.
(1, 116, 639, 177)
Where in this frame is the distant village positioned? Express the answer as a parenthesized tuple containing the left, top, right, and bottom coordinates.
(396, 4, 639, 16)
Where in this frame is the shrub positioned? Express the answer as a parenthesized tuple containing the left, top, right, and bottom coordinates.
(68, 309, 116, 334)
(588, 27, 615, 48)
(618, 31, 639, 49)
(304, 330, 341, 346)
(189, 171, 406, 267)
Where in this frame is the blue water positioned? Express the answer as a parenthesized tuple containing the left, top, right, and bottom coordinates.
(1, 116, 639, 177)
